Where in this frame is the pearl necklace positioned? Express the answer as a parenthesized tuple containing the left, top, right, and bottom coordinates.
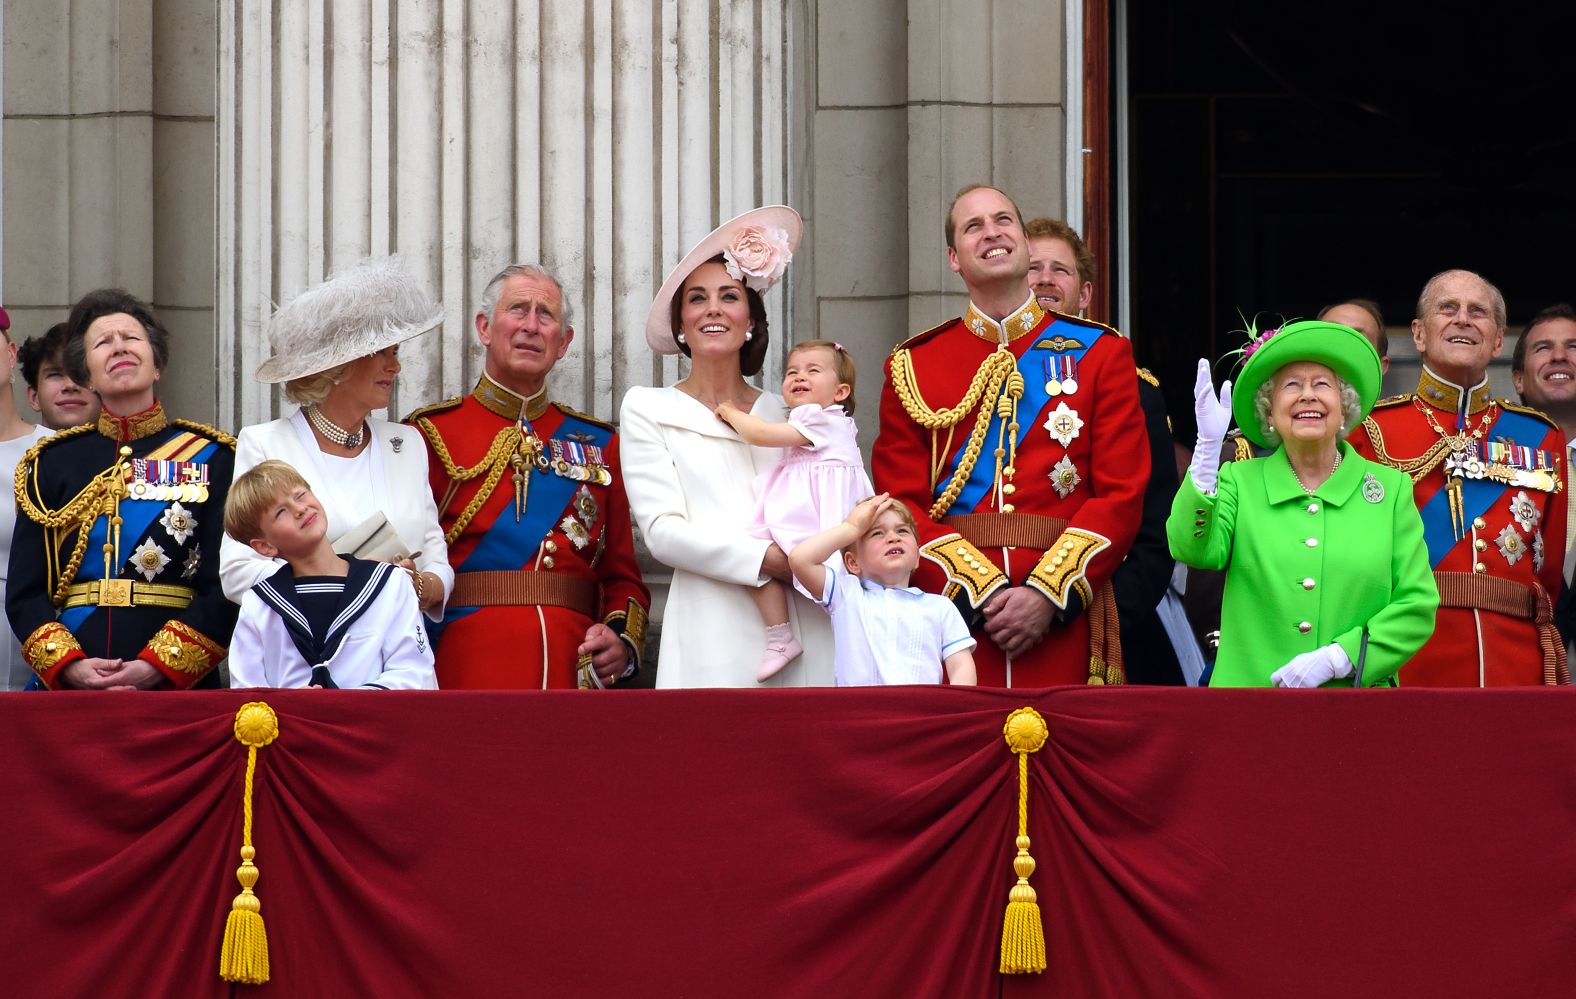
(1289, 450, 1342, 496)
(305, 404, 366, 449)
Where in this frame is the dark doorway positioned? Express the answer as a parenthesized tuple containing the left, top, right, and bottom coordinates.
(1121, 1, 1576, 440)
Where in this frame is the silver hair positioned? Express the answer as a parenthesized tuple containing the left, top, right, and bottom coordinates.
(1253, 372, 1362, 448)
(478, 264, 574, 329)
(1415, 268, 1506, 332)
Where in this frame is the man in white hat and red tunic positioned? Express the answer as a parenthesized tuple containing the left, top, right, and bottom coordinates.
(872, 184, 1149, 687)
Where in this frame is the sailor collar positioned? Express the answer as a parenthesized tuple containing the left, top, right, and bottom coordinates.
(97, 401, 169, 441)
(963, 294, 1045, 345)
(472, 372, 550, 422)
(1415, 366, 1493, 417)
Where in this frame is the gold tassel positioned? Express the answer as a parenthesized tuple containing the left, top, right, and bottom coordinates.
(1000, 707, 1049, 975)
(220, 701, 280, 985)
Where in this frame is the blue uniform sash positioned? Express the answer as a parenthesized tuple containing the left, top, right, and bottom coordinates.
(1417, 407, 1548, 566)
(941, 322, 1106, 516)
(439, 413, 611, 632)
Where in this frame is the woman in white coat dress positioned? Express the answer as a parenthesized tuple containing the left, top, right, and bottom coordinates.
(621, 206, 834, 687)
(219, 256, 453, 619)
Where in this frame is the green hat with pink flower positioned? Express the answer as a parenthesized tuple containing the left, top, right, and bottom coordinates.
(1230, 318, 1383, 449)
(643, 205, 802, 354)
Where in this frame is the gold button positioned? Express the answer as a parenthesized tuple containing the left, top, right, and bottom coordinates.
(1302, 578, 1315, 590)
(542, 556, 556, 569)
(44, 642, 57, 654)
(544, 540, 558, 554)
(1062, 541, 1074, 551)
(1305, 538, 1318, 548)
(1473, 517, 1487, 530)
(956, 546, 968, 555)
(1298, 622, 1312, 634)
(976, 565, 989, 576)
(1473, 539, 1487, 551)
(1002, 484, 1016, 495)
(1051, 557, 1064, 567)
(1474, 562, 1486, 573)
(1001, 504, 1015, 513)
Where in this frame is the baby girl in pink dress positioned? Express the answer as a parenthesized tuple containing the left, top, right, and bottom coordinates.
(715, 340, 874, 680)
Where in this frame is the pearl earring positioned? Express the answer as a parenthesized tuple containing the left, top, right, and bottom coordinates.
(677, 333, 687, 345)
(744, 329, 753, 342)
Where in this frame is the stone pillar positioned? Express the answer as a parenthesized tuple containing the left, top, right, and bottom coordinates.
(216, 0, 795, 432)
(3, 0, 217, 422)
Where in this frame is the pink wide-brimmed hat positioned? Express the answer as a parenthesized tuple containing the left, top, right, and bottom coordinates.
(643, 205, 803, 354)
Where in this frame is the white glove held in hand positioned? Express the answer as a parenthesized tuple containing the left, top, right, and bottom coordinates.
(1188, 358, 1233, 494)
(1271, 643, 1355, 688)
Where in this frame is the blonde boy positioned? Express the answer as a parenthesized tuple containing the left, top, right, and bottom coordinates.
(789, 493, 976, 686)
(223, 460, 435, 689)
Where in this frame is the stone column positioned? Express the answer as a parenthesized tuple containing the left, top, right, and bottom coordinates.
(216, 0, 796, 432)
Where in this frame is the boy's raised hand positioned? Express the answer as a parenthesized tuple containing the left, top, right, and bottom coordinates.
(844, 492, 894, 535)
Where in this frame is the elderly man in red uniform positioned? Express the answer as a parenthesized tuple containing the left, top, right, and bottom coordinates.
(873, 185, 1149, 687)
(1349, 268, 1567, 685)
(408, 264, 649, 688)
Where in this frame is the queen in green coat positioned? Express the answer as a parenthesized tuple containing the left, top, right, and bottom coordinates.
(1167, 320, 1438, 687)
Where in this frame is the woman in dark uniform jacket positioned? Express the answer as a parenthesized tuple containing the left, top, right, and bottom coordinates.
(7, 289, 237, 689)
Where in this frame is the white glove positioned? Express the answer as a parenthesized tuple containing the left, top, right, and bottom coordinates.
(1271, 643, 1354, 688)
(1188, 359, 1233, 494)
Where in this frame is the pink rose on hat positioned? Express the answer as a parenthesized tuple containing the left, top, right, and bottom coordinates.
(723, 224, 794, 293)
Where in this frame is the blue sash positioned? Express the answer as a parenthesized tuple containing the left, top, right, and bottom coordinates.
(1417, 408, 1548, 566)
(941, 322, 1106, 516)
(438, 414, 611, 631)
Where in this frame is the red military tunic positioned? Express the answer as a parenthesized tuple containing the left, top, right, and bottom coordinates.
(408, 374, 650, 689)
(873, 295, 1149, 687)
(1348, 367, 1567, 685)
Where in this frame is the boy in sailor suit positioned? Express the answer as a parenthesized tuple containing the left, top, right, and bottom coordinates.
(223, 460, 436, 690)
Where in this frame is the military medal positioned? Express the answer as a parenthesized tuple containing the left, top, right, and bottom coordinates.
(1050, 455, 1081, 498)
(1361, 473, 1385, 504)
(1044, 402, 1084, 448)
(1495, 524, 1526, 566)
(1042, 355, 1079, 396)
(1533, 531, 1546, 572)
(560, 515, 591, 550)
(128, 538, 171, 582)
(574, 486, 600, 528)
(128, 458, 209, 501)
(1509, 490, 1540, 533)
(549, 440, 611, 486)
(159, 502, 197, 545)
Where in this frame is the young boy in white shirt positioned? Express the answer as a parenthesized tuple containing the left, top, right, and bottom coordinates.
(223, 459, 436, 689)
(789, 493, 977, 686)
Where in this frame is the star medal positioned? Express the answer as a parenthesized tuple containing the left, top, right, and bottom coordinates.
(1533, 531, 1546, 572)
(1495, 524, 1526, 566)
(183, 545, 202, 580)
(1361, 473, 1385, 504)
(160, 502, 197, 545)
(1509, 490, 1539, 533)
(1050, 455, 1081, 498)
(129, 538, 171, 582)
(1044, 402, 1084, 448)
(574, 486, 600, 527)
(560, 516, 591, 550)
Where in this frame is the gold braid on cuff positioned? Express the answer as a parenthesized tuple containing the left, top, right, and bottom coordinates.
(1026, 528, 1111, 610)
(23, 622, 82, 677)
(146, 621, 226, 679)
(920, 534, 1007, 608)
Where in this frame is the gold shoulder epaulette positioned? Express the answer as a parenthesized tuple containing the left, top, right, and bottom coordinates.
(172, 419, 237, 448)
(1371, 393, 1413, 409)
(1136, 366, 1160, 388)
(890, 318, 957, 354)
(556, 403, 615, 433)
(1499, 400, 1560, 429)
(403, 396, 463, 424)
(1046, 310, 1123, 338)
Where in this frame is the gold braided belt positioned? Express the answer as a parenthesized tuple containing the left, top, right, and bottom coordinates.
(62, 580, 195, 610)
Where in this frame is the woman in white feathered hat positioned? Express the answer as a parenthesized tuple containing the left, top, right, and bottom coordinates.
(218, 256, 453, 619)
(618, 206, 834, 687)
